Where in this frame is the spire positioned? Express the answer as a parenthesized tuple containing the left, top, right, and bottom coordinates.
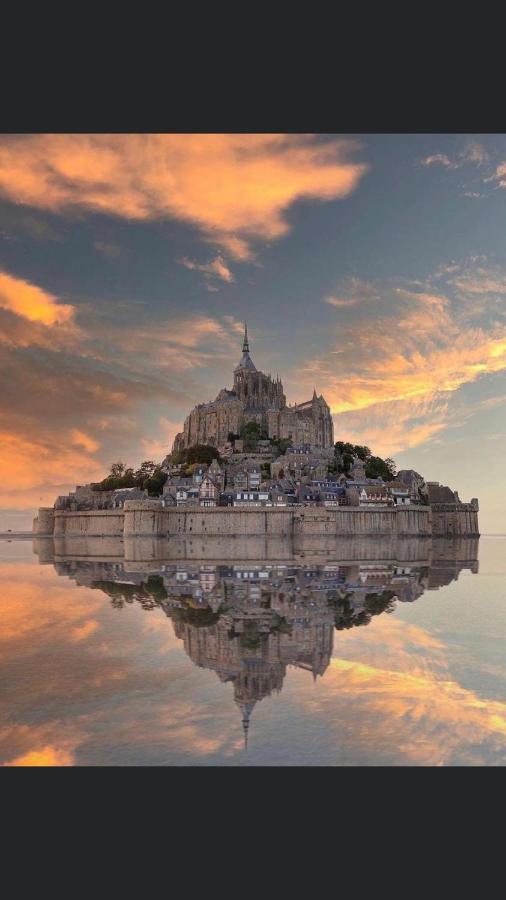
(235, 323, 256, 372)
(238, 701, 255, 751)
(313, 387, 318, 401)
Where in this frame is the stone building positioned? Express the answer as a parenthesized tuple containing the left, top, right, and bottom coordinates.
(173, 325, 334, 452)
(199, 474, 220, 507)
(424, 482, 479, 536)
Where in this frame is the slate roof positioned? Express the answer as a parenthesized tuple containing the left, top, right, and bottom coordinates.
(427, 484, 456, 503)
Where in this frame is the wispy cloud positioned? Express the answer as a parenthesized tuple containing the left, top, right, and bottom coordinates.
(324, 277, 379, 310)
(485, 160, 506, 190)
(178, 254, 234, 283)
(294, 263, 506, 454)
(325, 296, 359, 308)
(420, 140, 489, 170)
(421, 153, 455, 168)
(93, 240, 124, 259)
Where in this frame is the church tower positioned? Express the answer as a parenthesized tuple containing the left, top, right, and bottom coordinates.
(172, 322, 332, 452)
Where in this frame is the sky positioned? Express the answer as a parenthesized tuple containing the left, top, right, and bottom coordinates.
(0, 133, 505, 533)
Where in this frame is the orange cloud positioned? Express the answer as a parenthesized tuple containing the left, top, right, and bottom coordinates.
(0, 560, 106, 646)
(141, 418, 182, 460)
(0, 269, 74, 326)
(320, 657, 506, 764)
(292, 278, 506, 453)
(70, 429, 101, 453)
(294, 614, 506, 764)
(70, 619, 100, 643)
(2, 745, 75, 766)
(0, 134, 367, 259)
(0, 431, 105, 510)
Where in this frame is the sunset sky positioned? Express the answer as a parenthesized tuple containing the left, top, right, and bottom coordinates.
(1, 133, 506, 532)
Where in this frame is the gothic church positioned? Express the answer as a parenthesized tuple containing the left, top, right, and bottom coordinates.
(173, 326, 334, 451)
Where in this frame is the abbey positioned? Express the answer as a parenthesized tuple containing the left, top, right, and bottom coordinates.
(173, 326, 334, 451)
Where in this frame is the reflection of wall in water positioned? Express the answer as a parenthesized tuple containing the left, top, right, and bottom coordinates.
(45, 549, 479, 745)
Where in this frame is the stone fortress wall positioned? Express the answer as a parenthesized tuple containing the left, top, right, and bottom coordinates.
(34, 492, 479, 541)
(430, 502, 480, 537)
(35, 500, 440, 539)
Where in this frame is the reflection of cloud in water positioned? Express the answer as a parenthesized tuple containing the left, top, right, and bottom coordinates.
(2, 539, 502, 765)
(299, 656, 506, 766)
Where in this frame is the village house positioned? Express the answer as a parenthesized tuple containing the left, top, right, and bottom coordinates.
(297, 484, 320, 504)
(168, 485, 199, 507)
(384, 483, 411, 505)
(208, 458, 225, 491)
(321, 486, 347, 507)
(395, 469, 426, 501)
(110, 488, 148, 509)
(218, 491, 236, 507)
(233, 490, 271, 507)
(199, 474, 220, 507)
(358, 485, 393, 507)
(247, 465, 261, 489)
(269, 482, 297, 506)
(350, 458, 367, 480)
(270, 459, 288, 480)
(163, 476, 192, 491)
(232, 469, 248, 491)
(192, 465, 208, 485)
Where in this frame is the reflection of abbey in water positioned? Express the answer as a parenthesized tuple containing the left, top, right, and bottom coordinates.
(48, 541, 479, 746)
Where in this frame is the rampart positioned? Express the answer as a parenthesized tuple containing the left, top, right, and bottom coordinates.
(430, 502, 480, 537)
(32, 507, 55, 535)
(41, 501, 440, 541)
(52, 508, 125, 537)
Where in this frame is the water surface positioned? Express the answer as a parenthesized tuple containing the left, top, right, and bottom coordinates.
(1, 535, 505, 766)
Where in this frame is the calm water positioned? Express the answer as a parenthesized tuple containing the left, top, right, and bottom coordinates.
(1, 535, 506, 766)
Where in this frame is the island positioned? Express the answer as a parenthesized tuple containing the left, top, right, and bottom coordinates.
(33, 326, 479, 541)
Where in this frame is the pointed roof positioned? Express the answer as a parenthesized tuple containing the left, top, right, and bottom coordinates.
(235, 323, 257, 372)
(238, 700, 256, 750)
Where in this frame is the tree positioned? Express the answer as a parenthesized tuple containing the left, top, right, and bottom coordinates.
(240, 421, 268, 450)
(145, 575, 168, 602)
(240, 421, 261, 438)
(270, 437, 292, 455)
(340, 452, 354, 474)
(365, 456, 396, 481)
(171, 444, 221, 467)
(134, 460, 157, 485)
(334, 441, 354, 457)
(354, 445, 371, 461)
(145, 467, 168, 496)
(384, 458, 397, 476)
(110, 461, 126, 478)
(121, 468, 137, 488)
